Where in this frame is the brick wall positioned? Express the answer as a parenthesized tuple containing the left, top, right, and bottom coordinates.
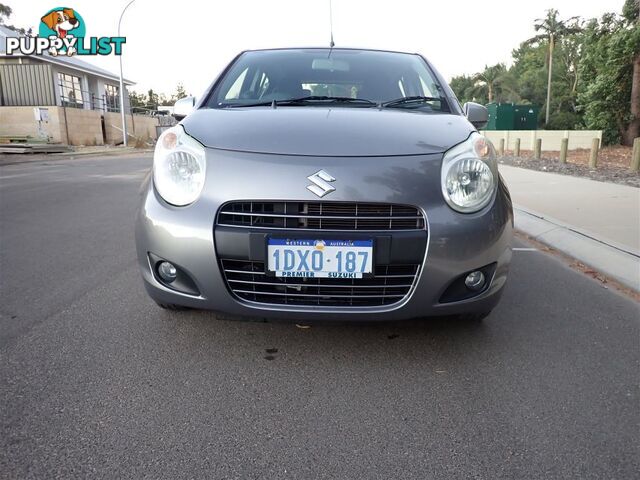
(103, 112, 159, 145)
(63, 108, 104, 146)
(0, 106, 65, 143)
(132, 115, 160, 141)
(0, 106, 160, 146)
(103, 111, 134, 145)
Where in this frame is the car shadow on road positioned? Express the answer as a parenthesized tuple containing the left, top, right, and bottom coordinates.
(150, 305, 498, 367)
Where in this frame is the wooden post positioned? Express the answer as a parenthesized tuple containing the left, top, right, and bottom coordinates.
(514, 138, 521, 157)
(631, 137, 640, 171)
(534, 138, 542, 159)
(589, 138, 599, 169)
(560, 138, 568, 164)
(499, 138, 505, 156)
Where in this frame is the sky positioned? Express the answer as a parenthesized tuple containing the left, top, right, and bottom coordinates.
(6, 0, 622, 98)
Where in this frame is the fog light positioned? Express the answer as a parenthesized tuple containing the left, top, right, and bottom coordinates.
(158, 261, 177, 283)
(464, 271, 485, 291)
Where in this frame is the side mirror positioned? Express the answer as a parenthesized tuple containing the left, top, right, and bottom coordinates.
(173, 96, 197, 121)
(463, 102, 488, 129)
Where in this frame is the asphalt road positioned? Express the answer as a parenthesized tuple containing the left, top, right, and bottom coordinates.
(1, 154, 638, 479)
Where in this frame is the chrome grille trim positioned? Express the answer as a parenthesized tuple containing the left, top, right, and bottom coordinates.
(227, 279, 414, 289)
(232, 290, 406, 299)
(214, 225, 416, 232)
(220, 259, 421, 307)
(218, 211, 424, 220)
(217, 201, 426, 231)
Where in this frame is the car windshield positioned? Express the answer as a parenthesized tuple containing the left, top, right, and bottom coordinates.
(207, 49, 450, 112)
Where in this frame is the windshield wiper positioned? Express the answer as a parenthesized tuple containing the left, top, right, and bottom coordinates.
(278, 96, 377, 106)
(219, 100, 272, 108)
(220, 96, 377, 108)
(381, 96, 442, 108)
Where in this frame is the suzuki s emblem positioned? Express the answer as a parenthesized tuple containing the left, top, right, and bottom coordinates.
(306, 170, 336, 198)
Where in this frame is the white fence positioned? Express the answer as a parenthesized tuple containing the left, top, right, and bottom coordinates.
(482, 130, 603, 150)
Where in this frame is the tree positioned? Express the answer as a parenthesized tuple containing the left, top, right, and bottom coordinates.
(157, 93, 169, 106)
(0, 3, 12, 23)
(0, 2, 27, 34)
(449, 74, 477, 104)
(510, 18, 585, 129)
(577, 7, 640, 144)
(622, 0, 640, 143)
(129, 91, 148, 109)
(555, 18, 584, 107)
(171, 83, 188, 103)
(147, 89, 159, 110)
(450, 66, 518, 105)
(470, 64, 517, 103)
(472, 64, 505, 103)
(510, 41, 548, 108)
(130, 87, 190, 111)
(528, 9, 581, 125)
(623, 0, 639, 21)
(448, 3, 638, 141)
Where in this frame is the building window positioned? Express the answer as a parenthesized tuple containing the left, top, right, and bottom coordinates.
(105, 84, 120, 112)
(58, 73, 83, 108)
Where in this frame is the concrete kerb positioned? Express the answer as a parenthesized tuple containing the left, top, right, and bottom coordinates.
(514, 205, 640, 292)
(51, 147, 154, 157)
(0, 147, 153, 167)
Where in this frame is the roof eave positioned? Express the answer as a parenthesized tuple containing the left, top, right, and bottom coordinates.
(0, 52, 136, 85)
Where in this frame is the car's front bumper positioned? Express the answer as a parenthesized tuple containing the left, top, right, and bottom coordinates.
(135, 149, 513, 321)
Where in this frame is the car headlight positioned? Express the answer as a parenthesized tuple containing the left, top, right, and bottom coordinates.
(441, 133, 497, 213)
(153, 125, 206, 206)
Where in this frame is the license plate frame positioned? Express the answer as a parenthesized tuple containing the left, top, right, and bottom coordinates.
(266, 237, 375, 279)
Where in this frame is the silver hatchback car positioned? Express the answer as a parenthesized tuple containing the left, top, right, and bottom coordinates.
(135, 48, 513, 321)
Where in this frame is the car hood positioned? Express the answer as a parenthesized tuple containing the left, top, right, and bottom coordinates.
(181, 107, 474, 157)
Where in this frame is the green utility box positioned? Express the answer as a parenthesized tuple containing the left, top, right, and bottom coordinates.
(485, 103, 539, 130)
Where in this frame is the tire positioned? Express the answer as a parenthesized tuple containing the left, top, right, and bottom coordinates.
(155, 301, 189, 311)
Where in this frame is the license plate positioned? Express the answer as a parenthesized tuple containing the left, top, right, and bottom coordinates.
(267, 239, 373, 278)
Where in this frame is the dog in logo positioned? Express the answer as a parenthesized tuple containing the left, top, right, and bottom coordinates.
(40, 8, 79, 56)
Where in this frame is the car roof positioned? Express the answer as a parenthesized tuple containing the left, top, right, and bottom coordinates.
(240, 47, 422, 57)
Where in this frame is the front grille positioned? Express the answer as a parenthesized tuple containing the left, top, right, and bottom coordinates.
(220, 259, 420, 307)
(217, 201, 425, 231)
